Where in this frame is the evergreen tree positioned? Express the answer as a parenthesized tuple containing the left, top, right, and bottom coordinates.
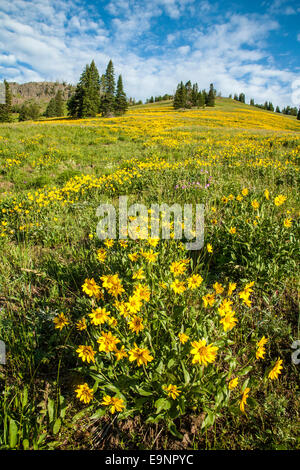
(45, 98, 57, 117)
(291, 107, 297, 116)
(250, 98, 254, 106)
(206, 83, 215, 107)
(100, 60, 116, 117)
(275, 106, 281, 113)
(88, 60, 101, 114)
(67, 61, 100, 118)
(115, 75, 128, 115)
(197, 91, 205, 108)
(297, 108, 300, 120)
(54, 90, 64, 116)
(173, 82, 186, 109)
(19, 102, 40, 121)
(268, 102, 274, 112)
(238, 93, 245, 103)
(234, 93, 239, 101)
(191, 83, 198, 107)
(184, 81, 192, 108)
(0, 80, 12, 122)
(67, 64, 89, 117)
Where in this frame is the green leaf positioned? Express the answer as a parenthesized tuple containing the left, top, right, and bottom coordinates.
(22, 387, 28, 409)
(167, 358, 175, 369)
(134, 397, 148, 410)
(201, 410, 216, 429)
(181, 361, 190, 385)
(53, 418, 61, 435)
(239, 365, 252, 376)
(47, 398, 55, 423)
(146, 414, 164, 424)
(156, 360, 164, 374)
(22, 439, 29, 450)
(168, 422, 183, 439)
(135, 387, 153, 396)
(59, 395, 67, 419)
(72, 406, 93, 422)
(9, 419, 18, 448)
(37, 433, 47, 446)
(155, 398, 171, 414)
(91, 408, 106, 419)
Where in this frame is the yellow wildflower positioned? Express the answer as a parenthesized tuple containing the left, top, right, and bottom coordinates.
(97, 331, 120, 353)
(82, 278, 101, 297)
(283, 218, 292, 228)
(274, 195, 287, 206)
(76, 345, 96, 363)
(53, 313, 69, 330)
(163, 384, 181, 400)
(178, 332, 189, 344)
(207, 243, 213, 253)
(240, 387, 250, 413)
(187, 274, 203, 289)
(89, 307, 111, 325)
(171, 279, 186, 294)
(101, 395, 125, 414)
(268, 358, 283, 380)
(128, 315, 144, 334)
(128, 344, 154, 366)
(190, 339, 218, 366)
(76, 318, 87, 331)
(75, 383, 94, 404)
(228, 377, 238, 390)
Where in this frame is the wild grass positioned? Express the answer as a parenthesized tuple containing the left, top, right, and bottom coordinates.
(0, 99, 299, 450)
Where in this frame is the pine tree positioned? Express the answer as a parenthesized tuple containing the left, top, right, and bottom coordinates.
(19, 102, 40, 121)
(250, 98, 254, 106)
(54, 90, 64, 116)
(173, 82, 186, 109)
(100, 60, 116, 117)
(275, 106, 281, 113)
(238, 93, 245, 103)
(115, 75, 128, 115)
(0, 80, 12, 122)
(197, 91, 205, 108)
(297, 108, 300, 120)
(88, 60, 101, 115)
(206, 83, 215, 107)
(67, 64, 89, 117)
(67, 61, 100, 118)
(45, 98, 57, 117)
(184, 81, 192, 108)
(191, 83, 198, 107)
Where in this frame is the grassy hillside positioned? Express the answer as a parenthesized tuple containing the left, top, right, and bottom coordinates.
(0, 99, 299, 450)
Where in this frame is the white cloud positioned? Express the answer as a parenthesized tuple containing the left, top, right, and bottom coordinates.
(0, 0, 298, 107)
(177, 45, 190, 54)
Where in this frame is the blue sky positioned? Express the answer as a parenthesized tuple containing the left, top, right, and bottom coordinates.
(0, 0, 299, 107)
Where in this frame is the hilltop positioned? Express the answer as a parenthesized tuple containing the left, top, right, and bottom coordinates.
(8, 81, 75, 105)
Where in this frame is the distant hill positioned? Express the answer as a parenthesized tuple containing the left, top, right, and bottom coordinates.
(8, 81, 75, 105)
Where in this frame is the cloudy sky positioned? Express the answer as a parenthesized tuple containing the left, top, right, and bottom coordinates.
(0, 0, 299, 107)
